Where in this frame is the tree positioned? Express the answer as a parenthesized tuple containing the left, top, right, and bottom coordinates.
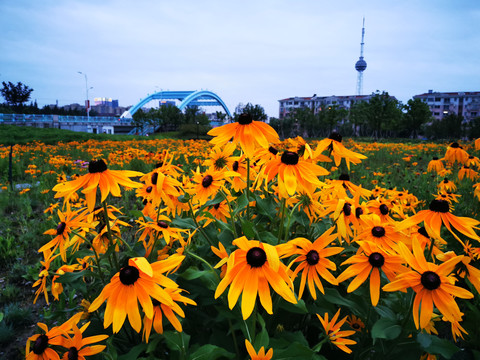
(234, 103, 268, 122)
(349, 101, 369, 136)
(401, 98, 432, 138)
(425, 113, 464, 140)
(131, 108, 148, 135)
(0, 81, 34, 107)
(184, 105, 209, 125)
(362, 91, 403, 138)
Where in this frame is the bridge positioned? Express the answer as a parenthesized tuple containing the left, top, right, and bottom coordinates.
(1, 90, 231, 135)
(0, 113, 132, 134)
(121, 90, 232, 118)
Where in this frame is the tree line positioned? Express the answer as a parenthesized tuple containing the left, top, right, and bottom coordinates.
(269, 91, 480, 140)
(0, 81, 97, 116)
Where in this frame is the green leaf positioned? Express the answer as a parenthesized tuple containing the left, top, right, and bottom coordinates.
(241, 220, 256, 239)
(129, 209, 145, 220)
(189, 344, 235, 360)
(374, 305, 397, 320)
(163, 331, 191, 356)
(56, 270, 92, 283)
(118, 343, 147, 360)
(178, 193, 190, 203)
(203, 191, 224, 208)
(371, 318, 402, 341)
(323, 288, 363, 313)
(278, 298, 309, 314)
(273, 341, 324, 360)
(417, 333, 460, 359)
(234, 192, 249, 215)
(171, 217, 196, 229)
(416, 332, 433, 348)
(255, 196, 276, 220)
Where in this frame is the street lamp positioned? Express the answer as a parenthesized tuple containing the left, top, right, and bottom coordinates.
(77, 71, 93, 121)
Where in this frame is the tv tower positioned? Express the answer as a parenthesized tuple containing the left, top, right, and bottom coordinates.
(355, 17, 367, 95)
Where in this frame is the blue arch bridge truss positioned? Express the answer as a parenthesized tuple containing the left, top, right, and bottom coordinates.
(121, 90, 232, 118)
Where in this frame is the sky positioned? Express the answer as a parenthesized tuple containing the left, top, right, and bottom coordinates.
(1, 0, 479, 118)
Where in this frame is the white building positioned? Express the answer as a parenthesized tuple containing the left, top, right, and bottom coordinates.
(278, 94, 372, 119)
(413, 90, 480, 121)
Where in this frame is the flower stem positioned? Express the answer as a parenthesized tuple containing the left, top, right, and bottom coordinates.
(102, 201, 119, 269)
(219, 189, 238, 238)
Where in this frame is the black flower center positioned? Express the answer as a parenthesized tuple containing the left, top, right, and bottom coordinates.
(443, 178, 449, 183)
(156, 161, 164, 168)
(202, 175, 213, 188)
(281, 151, 299, 165)
(306, 250, 320, 265)
(429, 199, 449, 213)
(421, 271, 441, 290)
(371, 226, 386, 238)
(238, 113, 253, 125)
(33, 334, 49, 355)
(88, 159, 107, 173)
(343, 203, 352, 216)
(368, 252, 385, 267)
(232, 161, 239, 172)
(157, 221, 168, 228)
(68, 347, 79, 360)
(432, 157, 438, 160)
(246, 247, 267, 268)
(151, 172, 158, 185)
(450, 142, 460, 148)
(379, 204, 389, 215)
(352, 323, 360, 329)
(119, 265, 140, 285)
(355, 207, 363, 218)
(329, 132, 343, 143)
(146, 186, 153, 193)
(56, 222, 66, 235)
(268, 146, 279, 155)
(213, 203, 221, 210)
(339, 173, 350, 181)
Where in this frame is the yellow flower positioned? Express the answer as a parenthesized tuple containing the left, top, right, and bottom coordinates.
(89, 256, 185, 333)
(317, 308, 357, 354)
(214, 236, 297, 319)
(53, 159, 143, 211)
(207, 113, 280, 158)
(245, 339, 273, 360)
(383, 239, 473, 329)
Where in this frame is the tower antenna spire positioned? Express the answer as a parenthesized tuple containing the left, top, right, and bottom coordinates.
(355, 17, 367, 95)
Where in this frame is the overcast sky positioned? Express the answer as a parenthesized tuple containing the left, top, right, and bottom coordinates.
(1, 0, 479, 117)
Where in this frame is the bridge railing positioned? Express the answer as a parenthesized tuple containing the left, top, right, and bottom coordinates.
(0, 113, 132, 124)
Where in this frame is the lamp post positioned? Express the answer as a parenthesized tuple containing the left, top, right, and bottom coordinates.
(77, 71, 93, 121)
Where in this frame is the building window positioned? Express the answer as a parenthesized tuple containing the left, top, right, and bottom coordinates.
(427, 98, 434, 102)
(434, 112, 440, 116)
(472, 112, 478, 117)
(435, 97, 441, 102)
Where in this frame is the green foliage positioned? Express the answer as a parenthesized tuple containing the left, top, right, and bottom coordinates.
(0, 124, 144, 146)
(0, 81, 34, 107)
(424, 113, 466, 140)
(400, 98, 433, 138)
(178, 123, 212, 139)
(234, 103, 268, 122)
(0, 322, 15, 346)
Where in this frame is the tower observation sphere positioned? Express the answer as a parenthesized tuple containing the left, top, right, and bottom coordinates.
(355, 58, 367, 72)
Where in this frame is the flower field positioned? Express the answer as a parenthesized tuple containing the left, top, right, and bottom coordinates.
(1, 119, 480, 360)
